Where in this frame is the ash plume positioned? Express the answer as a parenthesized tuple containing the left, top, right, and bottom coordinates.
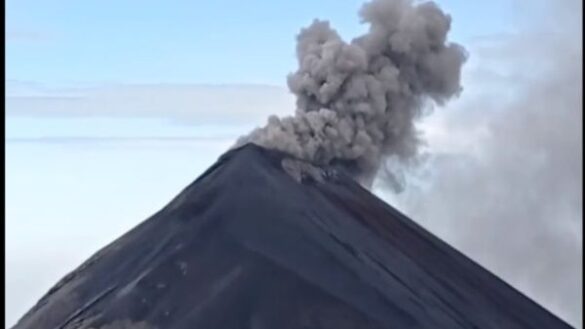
(237, 0, 466, 186)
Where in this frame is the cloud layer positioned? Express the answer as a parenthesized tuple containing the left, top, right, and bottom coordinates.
(6, 82, 295, 127)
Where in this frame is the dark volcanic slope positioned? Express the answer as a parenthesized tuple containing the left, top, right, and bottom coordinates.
(13, 144, 573, 329)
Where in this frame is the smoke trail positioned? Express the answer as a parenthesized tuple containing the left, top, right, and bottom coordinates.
(237, 0, 466, 186)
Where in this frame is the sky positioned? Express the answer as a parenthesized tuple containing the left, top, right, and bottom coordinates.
(5, 0, 582, 328)
(6, 0, 517, 85)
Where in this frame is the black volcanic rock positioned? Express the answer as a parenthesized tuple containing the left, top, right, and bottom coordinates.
(13, 144, 573, 329)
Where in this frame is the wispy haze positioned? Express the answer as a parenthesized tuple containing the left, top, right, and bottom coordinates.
(381, 0, 582, 325)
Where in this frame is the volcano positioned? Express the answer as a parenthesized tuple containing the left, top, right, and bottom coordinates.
(13, 144, 573, 329)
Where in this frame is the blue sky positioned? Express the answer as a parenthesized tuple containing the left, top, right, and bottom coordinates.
(6, 0, 581, 328)
(6, 0, 517, 85)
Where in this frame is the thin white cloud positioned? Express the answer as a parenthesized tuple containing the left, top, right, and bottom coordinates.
(5, 82, 296, 127)
(5, 28, 51, 43)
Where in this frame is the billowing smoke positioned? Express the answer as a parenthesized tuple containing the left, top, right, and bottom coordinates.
(237, 0, 466, 186)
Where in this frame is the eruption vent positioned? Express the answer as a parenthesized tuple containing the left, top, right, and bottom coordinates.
(237, 0, 467, 186)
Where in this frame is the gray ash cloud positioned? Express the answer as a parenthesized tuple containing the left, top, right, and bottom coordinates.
(237, 0, 466, 187)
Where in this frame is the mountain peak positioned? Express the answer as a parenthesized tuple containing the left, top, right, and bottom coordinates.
(13, 144, 573, 329)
